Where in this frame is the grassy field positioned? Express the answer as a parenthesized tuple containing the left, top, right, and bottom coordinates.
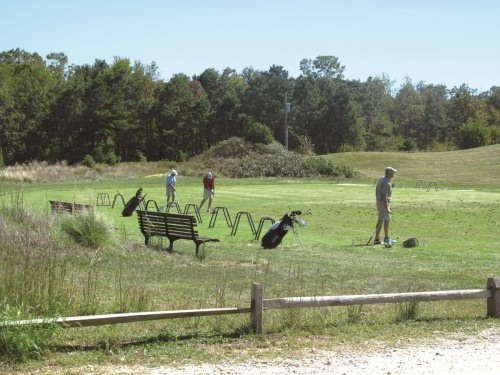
(323, 144, 500, 191)
(1, 145, 499, 370)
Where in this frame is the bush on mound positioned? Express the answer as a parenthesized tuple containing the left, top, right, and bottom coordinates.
(184, 138, 356, 178)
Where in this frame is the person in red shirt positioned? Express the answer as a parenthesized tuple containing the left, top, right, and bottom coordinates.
(199, 172, 215, 213)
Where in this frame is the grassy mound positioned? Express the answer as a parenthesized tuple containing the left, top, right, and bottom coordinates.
(322, 144, 500, 190)
(183, 137, 356, 178)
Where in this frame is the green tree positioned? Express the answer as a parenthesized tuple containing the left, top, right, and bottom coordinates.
(479, 86, 500, 133)
(299, 55, 345, 79)
(312, 79, 360, 154)
(446, 84, 478, 138)
(290, 75, 322, 151)
(106, 58, 160, 162)
(48, 60, 111, 163)
(155, 74, 211, 160)
(196, 68, 246, 146)
(417, 83, 447, 147)
(348, 75, 395, 150)
(0, 49, 62, 164)
(241, 65, 294, 145)
(391, 80, 424, 144)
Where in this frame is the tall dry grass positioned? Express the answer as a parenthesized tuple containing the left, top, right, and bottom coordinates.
(0, 160, 175, 182)
(0, 194, 71, 315)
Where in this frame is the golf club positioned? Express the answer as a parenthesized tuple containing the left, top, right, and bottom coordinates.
(366, 219, 384, 245)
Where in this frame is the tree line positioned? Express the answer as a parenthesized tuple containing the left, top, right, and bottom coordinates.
(0, 49, 498, 166)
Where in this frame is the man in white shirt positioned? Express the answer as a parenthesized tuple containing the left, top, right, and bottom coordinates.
(374, 167, 396, 245)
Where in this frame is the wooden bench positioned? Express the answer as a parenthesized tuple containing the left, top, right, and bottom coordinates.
(137, 210, 220, 256)
(49, 200, 93, 214)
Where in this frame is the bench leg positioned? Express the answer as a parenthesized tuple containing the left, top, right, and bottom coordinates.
(167, 238, 174, 253)
(144, 235, 151, 246)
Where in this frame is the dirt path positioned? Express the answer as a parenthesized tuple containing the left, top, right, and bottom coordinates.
(66, 327, 500, 375)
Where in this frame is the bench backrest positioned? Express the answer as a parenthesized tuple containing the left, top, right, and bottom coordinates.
(50, 200, 93, 213)
(137, 210, 198, 238)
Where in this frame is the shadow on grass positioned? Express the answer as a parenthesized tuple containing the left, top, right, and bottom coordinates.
(52, 327, 253, 353)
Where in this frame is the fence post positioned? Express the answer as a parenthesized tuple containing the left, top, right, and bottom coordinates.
(487, 277, 500, 318)
(251, 282, 263, 334)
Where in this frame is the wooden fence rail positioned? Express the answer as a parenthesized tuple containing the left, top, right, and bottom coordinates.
(3, 278, 499, 336)
(263, 289, 491, 309)
(3, 307, 252, 328)
(252, 277, 500, 333)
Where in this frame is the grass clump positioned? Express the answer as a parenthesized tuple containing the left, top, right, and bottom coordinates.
(395, 301, 420, 322)
(0, 306, 58, 363)
(395, 283, 422, 322)
(59, 212, 114, 248)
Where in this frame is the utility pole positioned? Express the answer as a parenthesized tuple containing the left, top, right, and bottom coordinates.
(284, 94, 290, 150)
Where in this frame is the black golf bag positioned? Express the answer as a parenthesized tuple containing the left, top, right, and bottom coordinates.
(261, 211, 301, 249)
(122, 188, 145, 217)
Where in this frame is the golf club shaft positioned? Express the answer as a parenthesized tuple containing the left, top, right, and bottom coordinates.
(367, 219, 385, 245)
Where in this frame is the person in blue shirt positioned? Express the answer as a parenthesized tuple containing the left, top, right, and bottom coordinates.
(166, 169, 178, 205)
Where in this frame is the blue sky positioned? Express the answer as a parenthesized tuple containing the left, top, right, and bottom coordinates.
(1, 0, 498, 92)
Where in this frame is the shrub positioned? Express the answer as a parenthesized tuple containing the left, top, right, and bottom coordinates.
(82, 154, 96, 168)
(136, 151, 147, 163)
(184, 138, 356, 178)
(456, 120, 490, 149)
(220, 151, 305, 178)
(301, 157, 356, 178)
(489, 125, 499, 145)
(178, 150, 189, 162)
(59, 212, 114, 248)
(238, 115, 275, 144)
(399, 138, 417, 152)
(198, 137, 253, 159)
(293, 134, 316, 156)
(104, 151, 120, 166)
(337, 143, 356, 153)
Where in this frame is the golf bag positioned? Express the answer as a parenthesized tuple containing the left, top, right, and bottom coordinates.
(122, 188, 145, 217)
(402, 237, 419, 248)
(261, 210, 301, 249)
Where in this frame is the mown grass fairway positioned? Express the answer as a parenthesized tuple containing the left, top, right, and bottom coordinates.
(1, 146, 499, 369)
(323, 144, 500, 191)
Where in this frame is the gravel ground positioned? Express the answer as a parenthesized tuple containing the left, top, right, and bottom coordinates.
(61, 327, 500, 375)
